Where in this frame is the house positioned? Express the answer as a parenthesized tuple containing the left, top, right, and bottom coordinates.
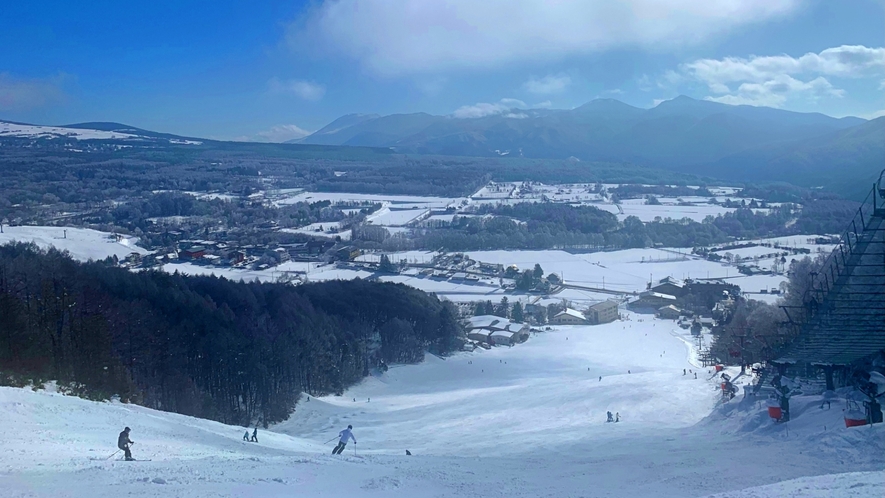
(628, 291, 677, 311)
(306, 239, 334, 255)
(551, 308, 590, 325)
(656, 305, 682, 320)
(585, 300, 619, 325)
(180, 246, 206, 260)
(229, 250, 246, 265)
(490, 330, 518, 346)
(650, 277, 687, 297)
(274, 247, 290, 262)
(467, 330, 493, 344)
(335, 246, 361, 261)
(467, 315, 529, 343)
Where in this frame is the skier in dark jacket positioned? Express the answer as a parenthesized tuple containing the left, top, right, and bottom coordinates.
(243, 430, 249, 441)
(251, 427, 258, 443)
(118, 427, 135, 461)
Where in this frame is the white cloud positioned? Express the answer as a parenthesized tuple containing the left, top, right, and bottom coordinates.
(453, 98, 526, 118)
(676, 45, 884, 107)
(682, 45, 885, 89)
(533, 100, 553, 108)
(268, 78, 326, 101)
(0, 73, 68, 111)
(704, 75, 843, 107)
(524, 74, 571, 94)
(236, 124, 313, 143)
(293, 0, 800, 75)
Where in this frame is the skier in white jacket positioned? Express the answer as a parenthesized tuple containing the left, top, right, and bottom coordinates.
(332, 425, 356, 455)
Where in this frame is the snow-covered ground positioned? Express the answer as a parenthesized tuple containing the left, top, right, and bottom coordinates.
(275, 191, 463, 209)
(1, 315, 882, 497)
(0, 226, 148, 261)
(0, 121, 138, 140)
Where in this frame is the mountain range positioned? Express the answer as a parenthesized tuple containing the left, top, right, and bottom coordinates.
(296, 96, 884, 193)
(2, 95, 882, 199)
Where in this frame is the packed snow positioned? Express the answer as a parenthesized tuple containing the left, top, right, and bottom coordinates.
(2, 314, 882, 497)
(0, 226, 148, 261)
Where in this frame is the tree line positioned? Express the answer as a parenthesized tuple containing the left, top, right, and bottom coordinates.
(0, 243, 462, 426)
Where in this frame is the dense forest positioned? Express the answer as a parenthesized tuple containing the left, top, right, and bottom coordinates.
(0, 243, 463, 426)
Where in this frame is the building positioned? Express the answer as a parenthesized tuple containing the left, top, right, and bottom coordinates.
(467, 330, 493, 344)
(335, 246, 361, 261)
(466, 315, 529, 343)
(180, 246, 206, 260)
(628, 291, 677, 311)
(229, 250, 246, 265)
(650, 277, 687, 297)
(657, 305, 682, 320)
(490, 330, 518, 346)
(585, 300, 619, 325)
(551, 308, 590, 325)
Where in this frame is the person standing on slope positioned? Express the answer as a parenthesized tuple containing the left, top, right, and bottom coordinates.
(251, 427, 258, 443)
(332, 425, 356, 455)
(243, 430, 249, 442)
(118, 427, 135, 461)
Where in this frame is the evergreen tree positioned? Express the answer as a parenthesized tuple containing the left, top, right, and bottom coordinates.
(511, 302, 525, 323)
(496, 297, 510, 318)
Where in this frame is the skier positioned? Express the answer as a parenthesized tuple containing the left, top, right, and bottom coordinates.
(606, 411, 613, 423)
(251, 427, 258, 443)
(599, 376, 602, 382)
(694, 372, 698, 379)
(615, 412, 620, 423)
(243, 430, 249, 442)
(117, 427, 135, 461)
(683, 369, 686, 376)
(332, 425, 356, 455)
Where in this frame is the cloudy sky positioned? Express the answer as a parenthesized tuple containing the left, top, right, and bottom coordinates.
(1, 0, 883, 141)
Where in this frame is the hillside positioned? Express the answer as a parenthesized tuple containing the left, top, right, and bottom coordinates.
(2, 312, 882, 497)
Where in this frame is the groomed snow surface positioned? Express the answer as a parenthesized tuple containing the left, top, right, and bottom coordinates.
(0, 226, 148, 262)
(2, 315, 882, 497)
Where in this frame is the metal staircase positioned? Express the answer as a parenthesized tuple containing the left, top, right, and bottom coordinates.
(777, 173, 885, 370)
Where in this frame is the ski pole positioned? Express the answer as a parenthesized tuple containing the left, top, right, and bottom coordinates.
(353, 443, 357, 456)
(324, 437, 338, 444)
(106, 450, 121, 460)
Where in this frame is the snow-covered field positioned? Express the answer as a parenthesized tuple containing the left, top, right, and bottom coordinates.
(0, 121, 138, 140)
(2, 315, 882, 497)
(275, 191, 463, 209)
(0, 226, 148, 261)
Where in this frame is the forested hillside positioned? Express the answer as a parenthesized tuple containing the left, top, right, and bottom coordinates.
(0, 244, 462, 426)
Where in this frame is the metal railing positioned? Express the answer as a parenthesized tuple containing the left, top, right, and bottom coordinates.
(781, 179, 884, 329)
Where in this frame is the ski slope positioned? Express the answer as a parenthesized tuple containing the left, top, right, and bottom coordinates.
(0, 226, 148, 261)
(1, 314, 882, 497)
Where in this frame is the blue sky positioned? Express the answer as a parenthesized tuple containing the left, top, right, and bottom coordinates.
(1, 0, 883, 141)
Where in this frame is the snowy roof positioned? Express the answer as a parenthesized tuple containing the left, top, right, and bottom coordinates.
(639, 291, 676, 300)
(555, 308, 586, 320)
(658, 305, 681, 312)
(657, 276, 685, 288)
(490, 330, 516, 338)
(468, 315, 520, 331)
